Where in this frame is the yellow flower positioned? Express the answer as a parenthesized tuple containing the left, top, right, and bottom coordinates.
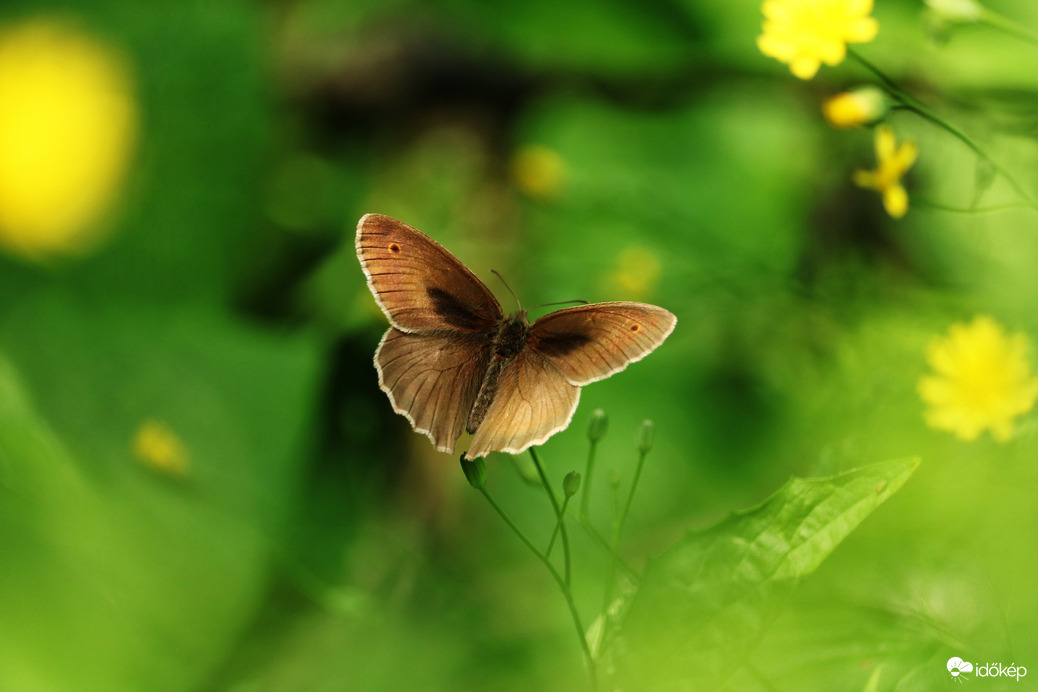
(604, 246, 662, 300)
(133, 419, 190, 477)
(822, 87, 888, 128)
(0, 20, 137, 259)
(757, 0, 879, 79)
(852, 126, 917, 219)
(918, 317, 1038, 442)
(512, 145, 566, 199)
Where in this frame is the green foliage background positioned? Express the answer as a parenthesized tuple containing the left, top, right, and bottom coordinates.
(1, 0, 1037, 690)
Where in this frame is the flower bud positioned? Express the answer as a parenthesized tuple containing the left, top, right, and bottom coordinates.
(563, 471, 581, 498)
(587, 408, 608, 443)
(925, 0, 981, 23)
(822, 87, 889, 129)
(460, 454, 487, 490)
(637, 420, 654, 455)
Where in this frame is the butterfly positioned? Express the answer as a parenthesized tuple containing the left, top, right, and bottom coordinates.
(356, 214, 677, 459)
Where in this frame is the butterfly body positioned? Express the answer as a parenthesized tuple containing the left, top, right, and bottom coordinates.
(357, 214, 676, 459)
(468, 311, 531, 433)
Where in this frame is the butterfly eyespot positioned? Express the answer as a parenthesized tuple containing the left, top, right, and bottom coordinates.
(388, 243, 401, 253)
(630, 324, 641, 332)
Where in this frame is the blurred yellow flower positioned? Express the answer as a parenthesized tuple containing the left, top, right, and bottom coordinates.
(512, 145, 566, 199)
(757, 0, 879, 79)
(918, 317, 1038, 442)
(822, 87, 888, 128)
(605, 246, 662, 299)
(0, 20, 137, 259)
(133, 419, 190, 477)
(853, 126, 917, 219)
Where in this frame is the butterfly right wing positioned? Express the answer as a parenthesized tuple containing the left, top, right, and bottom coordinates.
(465, 349, 580, 459)
(528, 302, 676, 386)
(356, 214, 503, 333)
(376, 328, 495, 454)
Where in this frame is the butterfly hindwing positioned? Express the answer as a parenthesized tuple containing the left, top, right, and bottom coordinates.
(466, 349, 580, 459)
(376, 328, 495, 454)
(356, 214, 503, 333)
(528, 302, 677, 386)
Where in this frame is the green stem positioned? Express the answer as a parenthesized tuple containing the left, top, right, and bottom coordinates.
(602, 449, 649, 617)
(529, 448, 572, 587)
(573, 512, 639, 584)
(980, 7, 1038, 46)
(580, 440, 599, 519)
(914, 198, 1036, 214)
(849, 50, 1038, 210)
(479, 487, 596, 689)
(615, 449, 648, 545)
(546, 494, 572, 557)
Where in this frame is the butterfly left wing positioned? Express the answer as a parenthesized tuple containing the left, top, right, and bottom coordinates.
(527, 302, 677, 385)
(356, 213, 502, 333)
(377, 328, 494, 454)
(465, 349, 579, 459)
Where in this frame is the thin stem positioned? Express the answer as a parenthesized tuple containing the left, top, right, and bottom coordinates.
(572, 512, 639, 584)
(600, 474, 624, 617)
(581, 440, 599, 519)
(602, 449, 649, 618)
(529, 447, 572, 587)
(914, 198, 1036, 215)
(546, 494, 572, 557)
(479, 487, 596, 689)
(849, 50, 1038, 210)
(981, 7, 1038, 46)
(615, 450, 648, 543)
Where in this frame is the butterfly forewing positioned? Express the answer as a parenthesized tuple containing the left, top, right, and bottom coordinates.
(528, 302, 677, 386)
(356, 214, 502, 333)
(466, 349, 580, 459)
(376, 328, 495, 454)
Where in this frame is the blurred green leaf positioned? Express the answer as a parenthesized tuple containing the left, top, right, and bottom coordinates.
(0, 289, 320, 692)
(616, 457, 920, 690)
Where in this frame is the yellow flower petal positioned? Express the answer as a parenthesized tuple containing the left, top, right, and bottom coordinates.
(893, 140, 918, 171)
(512, 145, 566, 199)
(918, 316, 1038, 443)
(757, 0, 878, 79)
(791, 56, 822, 79)
(846, 17, 880, 42)
(133, 419, 190, 477)
(876, 126, 896, 161)
(852, 169, 876, 188)
(883, 184, 908, 218)
(0, 20, 137, 259)
(853, 126, 917, 218)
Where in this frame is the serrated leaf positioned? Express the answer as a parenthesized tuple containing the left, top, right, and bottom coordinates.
(615, 458, 920, 690)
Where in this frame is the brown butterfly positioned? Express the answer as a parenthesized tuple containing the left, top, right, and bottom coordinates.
(356, 214, 677, 459)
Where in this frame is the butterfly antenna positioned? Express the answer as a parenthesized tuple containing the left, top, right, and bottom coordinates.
(490, 269, 523, 311)
(530, 299, 591, 309)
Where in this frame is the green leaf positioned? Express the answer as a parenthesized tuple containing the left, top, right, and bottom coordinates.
(615, 457, 920, 690)
(0, 290, 320, 692)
